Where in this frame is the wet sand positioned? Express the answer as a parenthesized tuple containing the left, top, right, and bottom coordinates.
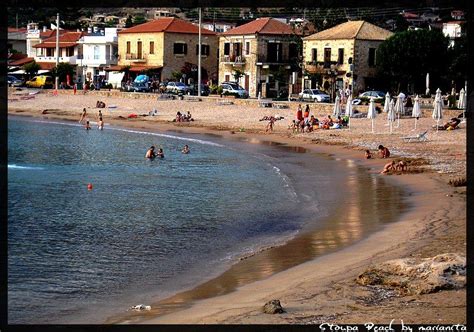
(7, 89, 466, 324)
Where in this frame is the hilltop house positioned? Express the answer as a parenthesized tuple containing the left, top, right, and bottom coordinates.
(113, 17, 218, 83)
(219, 17, 301, 98)
(303, 20, 393, 98)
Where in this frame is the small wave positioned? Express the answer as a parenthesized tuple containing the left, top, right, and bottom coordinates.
(272, 165, 297, 199)
(109, 128, 224, 147)
(8, 164, 44, 170)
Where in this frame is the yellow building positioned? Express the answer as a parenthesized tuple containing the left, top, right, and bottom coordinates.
(114, 17, 218, 82)
(303, 20, 393, 98)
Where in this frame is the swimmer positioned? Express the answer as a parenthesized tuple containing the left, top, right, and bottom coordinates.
(98, 117, 104, 130)
(182, 145, 190, 154)
(156, 148, 164, 158)
(145, 146, 156, 159)
(85, 120, 91, 130)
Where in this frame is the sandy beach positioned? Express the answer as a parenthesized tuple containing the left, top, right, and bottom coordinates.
(8, 88, 466, 324)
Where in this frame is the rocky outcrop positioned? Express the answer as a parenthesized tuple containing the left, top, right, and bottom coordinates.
(356, 253, 465, 295)
(262, 299, 285, 314)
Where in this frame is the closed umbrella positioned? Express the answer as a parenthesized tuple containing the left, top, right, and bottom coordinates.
(387, 98, 396, 134)
(426, 73, 430, 96)
(432, 88, 443, 132)
(333, 95, 341, 118)
(346, 95, 353, 129)
(394, 96, 404, 128)
(412, 95, 421, 130)
(383, 92, 391, 113)
(457, 88, 465, 109)
(367, 97, 377, 133)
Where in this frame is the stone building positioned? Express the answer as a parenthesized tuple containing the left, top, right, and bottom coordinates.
(303, 20, 393, 98)
(114, 17, 218, 83)
(219, 17, 301, 98)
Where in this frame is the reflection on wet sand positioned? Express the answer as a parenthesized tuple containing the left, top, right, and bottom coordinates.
(107, 160, 406, 324)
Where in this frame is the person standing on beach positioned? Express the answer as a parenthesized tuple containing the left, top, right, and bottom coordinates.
(79, 108, 87, 124)
(304, 105, 310, 122)
(378, 145, 390, 158)
(296, 104, 303, 122)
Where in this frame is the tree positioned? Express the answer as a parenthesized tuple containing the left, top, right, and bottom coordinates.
(51, 62, 75, 84)
(232, 69, 245, 84)
(22, 60, 41, 78)
(132, 15, 146, 26)
(376, 29, 450, 94)
(447, 30, 467, 89)
(125, 15, 133, 28)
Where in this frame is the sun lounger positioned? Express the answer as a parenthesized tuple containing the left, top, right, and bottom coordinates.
(217, 100, 234, 105)
(402, 131, 428, 142)
(259, 101, 273, 108)
(273, 103, 289, 109)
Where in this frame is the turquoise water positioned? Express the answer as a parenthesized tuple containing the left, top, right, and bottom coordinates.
(8, 116, 347, 323)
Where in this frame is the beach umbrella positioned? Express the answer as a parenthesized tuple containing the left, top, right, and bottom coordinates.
(432, 88, 443, 132)
(412, 95, 421, 130)
(367, 97, 377, 133)
(383, 92, 391, 113)
(425, 73, 430, 96)
(333, 95, 341, 117)
(457, 88, 465, 109)
(345, 95, 353, 129)
(394, 96, 404, 128)
(387, 98, 396, 134)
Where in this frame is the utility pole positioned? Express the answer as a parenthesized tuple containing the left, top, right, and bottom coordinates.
(55, 12, 60, 91)
(198, 7, 202, 97)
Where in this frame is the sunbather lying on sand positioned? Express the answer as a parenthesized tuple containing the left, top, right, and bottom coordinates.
(433, 117, 461, 130)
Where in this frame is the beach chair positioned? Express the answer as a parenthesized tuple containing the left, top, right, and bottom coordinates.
(402, 131, 428, 142)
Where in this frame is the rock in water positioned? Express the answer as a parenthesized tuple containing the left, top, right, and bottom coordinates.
(357, 253, 466, 295)
(262, 299, 285, 314)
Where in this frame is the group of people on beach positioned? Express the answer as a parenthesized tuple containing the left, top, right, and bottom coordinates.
(289, 104, 348, 133)
(174, 111, 194, 122)
(79, 108, 104, 130)
(145, 144, 190, 159)
(364, 145, 407, 174)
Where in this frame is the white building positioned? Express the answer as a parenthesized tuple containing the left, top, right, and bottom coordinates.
(77, 27, 119, 84)
(8, 27, 27, 54)
(201, 21, 236, 33)
(443, 21, 464, 47)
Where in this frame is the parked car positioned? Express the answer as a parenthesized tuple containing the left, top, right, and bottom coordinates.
(359, 90, 386, 102)
(166, 82, 191, 95)
(131, 82, 150, 93)
(25, 75, 54, 89)
(190, 84, 210, 96)
(299, 89, 330, 102)
(219, 82, 249, 98)
(8, 75, 23, 87)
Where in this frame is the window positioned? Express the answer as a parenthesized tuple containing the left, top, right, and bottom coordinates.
(324, 48, 331, 67)
(311, 48, 317, 62)
(173, 42, 187, 55)
(224, 43, 230, 55)
(338, 48, 344, 65)
(150, 41, 154, 54)
(195, 44, 210, 56)
(289, 43, 297, 60)
(368, 48, 376, 67)
(233, 42, 241, 57)
(126, 41, 131, 54)
(93, 45, 99, 60)
(245, 41, 250, 55)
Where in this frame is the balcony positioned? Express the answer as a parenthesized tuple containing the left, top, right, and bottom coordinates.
(220, 55, 246, 66)
(304, 61, 342, 74)
(256, 55, 292, 65)
(125, 53, 146, 63)
(35, 55, 78, 64)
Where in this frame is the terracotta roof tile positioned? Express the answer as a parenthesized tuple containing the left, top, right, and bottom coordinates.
(222, 17, 295, 36)
(34, 32, 83, 48)
(118, 17, 216, 35)
(304, 20, 392, 41)
(8, 27, 27, 33)
(9, 57, 34, 66)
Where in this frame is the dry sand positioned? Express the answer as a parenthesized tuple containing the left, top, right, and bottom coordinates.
(8, 88, 466, 324)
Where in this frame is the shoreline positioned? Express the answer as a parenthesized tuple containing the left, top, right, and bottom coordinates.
(7, 90, 466, 324)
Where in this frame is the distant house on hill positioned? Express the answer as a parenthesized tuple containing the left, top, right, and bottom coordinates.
(303, 20, 393, 97)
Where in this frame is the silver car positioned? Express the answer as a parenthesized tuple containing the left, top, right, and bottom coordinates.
(166, 82, 191, 95)
(219, 82, 249, 98)
(299, 89, 330, 102)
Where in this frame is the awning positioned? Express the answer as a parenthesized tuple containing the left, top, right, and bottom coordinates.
(36, 62, 77, 70)
(33, 42, 78, 48)
(104, 65, 162, 73)
(10, 69, 26, 74)
(9, 57, 34, 66)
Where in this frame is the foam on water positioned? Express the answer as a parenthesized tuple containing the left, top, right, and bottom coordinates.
(8, 164, 44, 170)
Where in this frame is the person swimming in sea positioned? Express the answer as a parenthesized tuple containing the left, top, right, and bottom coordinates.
(145, 146, 156, 159)
(182, 145, 190, 154)
(85, 120, 91, 130)
(156, 148, 164, 158)
(98, 116, 104, 130)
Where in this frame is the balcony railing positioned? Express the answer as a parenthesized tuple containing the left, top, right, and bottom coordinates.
(304, 61, 344, 75)
(220, 55, 246, 65)
(256, 55, 293, 64)
(125, 53, 146, 62)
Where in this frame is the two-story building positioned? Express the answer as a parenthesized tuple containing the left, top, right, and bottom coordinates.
(32, 31, 84, 74)
(303, 20, 393, 98)
(8, 27, 27, 54)
(77, 28, 119, 84)
(114, 17, 218, 83)
(219, 17, 301, 98)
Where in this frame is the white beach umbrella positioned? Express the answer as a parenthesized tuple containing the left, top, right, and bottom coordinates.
(425, 73, 430, 96)
(387, 98, 396, 134)
(383, 92, 391, 113)
(367, 97, 377, 133)
(432, 88, 443, 132)
(345, 95, 353, 129)
(412, 95, 422, 130)
(333, 95, 341, 118)
(394, 95, 404, 128)
(457, 88, 465, 109)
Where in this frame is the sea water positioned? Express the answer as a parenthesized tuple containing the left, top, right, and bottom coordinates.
(8, 116, 403, 323)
